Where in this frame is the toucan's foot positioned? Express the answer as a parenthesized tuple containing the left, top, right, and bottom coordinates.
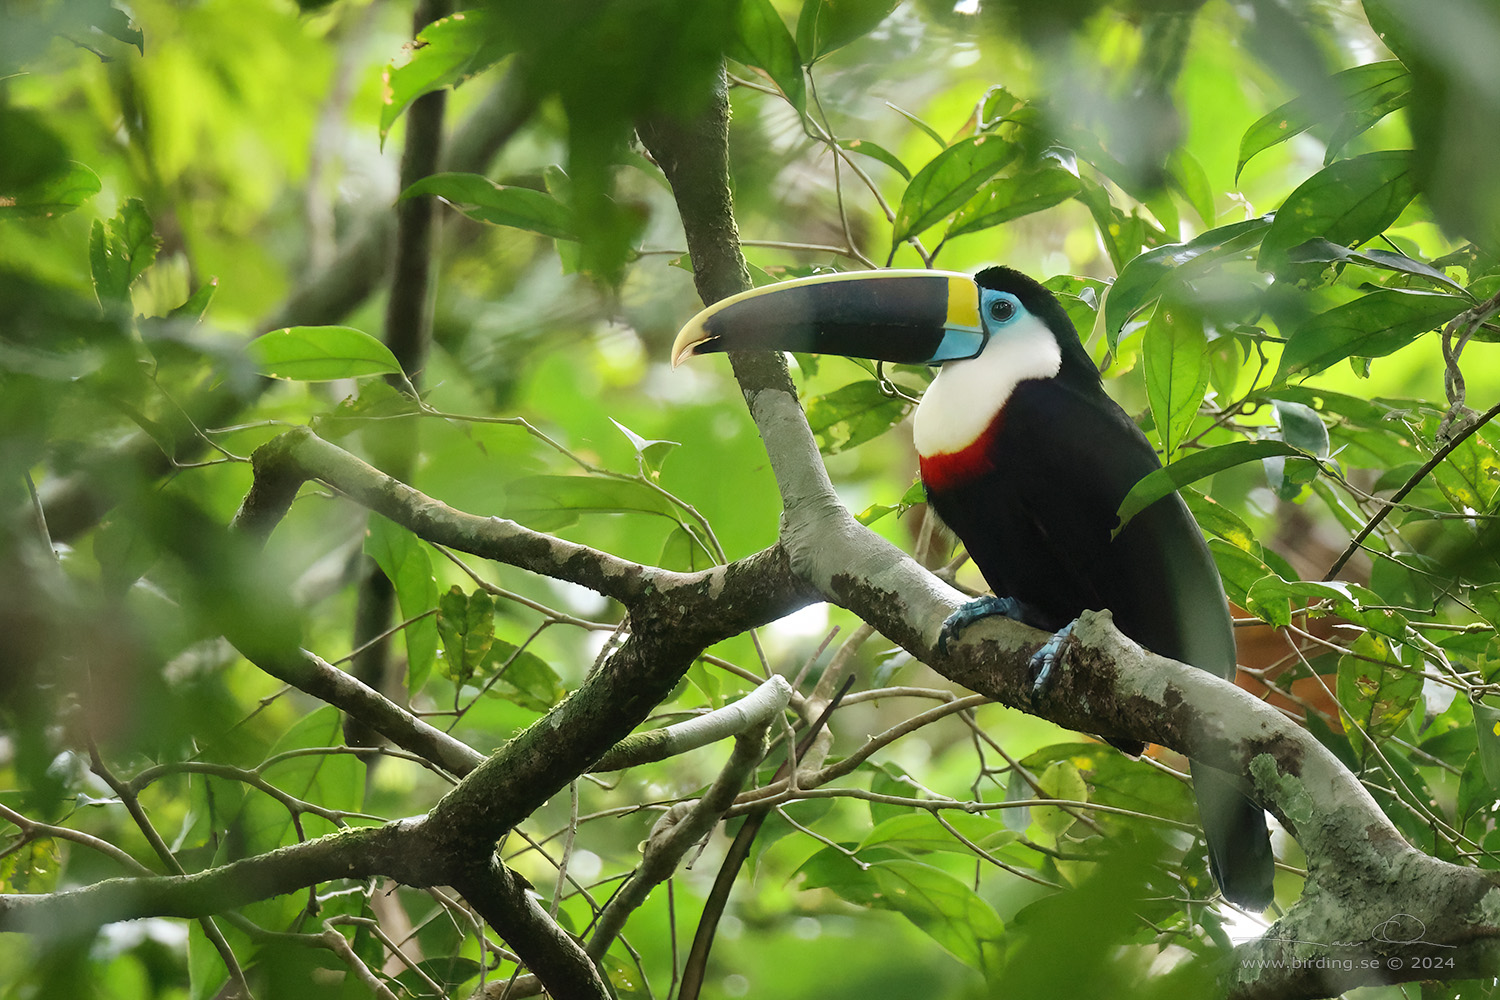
(1028, 620, 1077, 699)
(937, 596, 1025, 655)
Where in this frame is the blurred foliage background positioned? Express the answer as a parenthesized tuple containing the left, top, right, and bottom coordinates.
(4, 0, 1500, 997)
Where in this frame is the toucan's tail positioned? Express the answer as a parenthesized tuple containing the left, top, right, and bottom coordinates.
(1193, 763, 1275, 910)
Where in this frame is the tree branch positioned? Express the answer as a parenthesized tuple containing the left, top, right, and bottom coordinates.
(637, 55, 1500, 1000)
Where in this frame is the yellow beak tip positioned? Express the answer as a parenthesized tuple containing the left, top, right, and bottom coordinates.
(670, 328, 710, 368)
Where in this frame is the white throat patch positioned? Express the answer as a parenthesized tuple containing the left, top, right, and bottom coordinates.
(911, 312, 1062, 457)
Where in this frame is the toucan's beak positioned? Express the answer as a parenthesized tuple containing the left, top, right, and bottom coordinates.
(670, 270, 987, 368)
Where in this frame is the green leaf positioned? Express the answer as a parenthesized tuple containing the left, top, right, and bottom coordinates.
(436, 585, 496, 688)
(396, 958, 485, 996)
(90, 3, 144, 53)
(0, 161, 100, 219)
(1169, 148, 1215, 227)
(1033, 760, 1087, 840)
(502, 475, 679, 532)
(0, 107, 68, 195)
(728, 0, 806, 114)
(1275, 288, 1469, 380)
(867, 762, 919, 825)
(1078, 177, 1148, 274)
(1257, 151, 1418, 270)
(892, 135, 1018, 247)
(89, 198, 160, 307)
(795, 0, 902, 62)
(168, 278, 218, 323)
(944, 162, 1080, 240)
(1471, 698, 1500, 795)
(1272, 400, 1330, 459)
(1236, 61, 1411, 180)
(799, 849, 1004, 973)
(364, 515, 440, 694)
(660, 524, 715, 570)
(1285, 238, 1471, 296)
(1141, 301, 1209, 460)
(401, 172, 576, 241)
(245, 326, 404, 381)
(1337, 632, 1421, 757)
(485, 640, 565, 711)
(861, 813, 1018, 856)
(1207, 539, 1277, 609)
(1244, 576, 1408, 640)
(609, 417, 679, 477)
(1103, 216, 1272, 346)
(1432, 431, 1500, 513)
(805, 380, 911, 454)
(837, 137, 911, 180)
(1180, 487, 1256, 552)
(1115, 441, 1301, 533)
(380, 10, 508, 144)
(885, 102, 947, 148)
(312, 380, 422, 441)
(856, 478, 925, 526)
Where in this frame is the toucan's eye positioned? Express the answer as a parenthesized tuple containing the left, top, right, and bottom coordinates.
(987, 297, 1016, 323)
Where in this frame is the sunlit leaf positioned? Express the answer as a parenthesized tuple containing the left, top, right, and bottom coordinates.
(945, 163, 1080, 240)
(246, 326, 404, 381)
(1236, 61, 1411, 180)
(0, 161, 100, 219)
(89, 3, 144, 53)
(1034, 759, 1087, 840)
(380, 10, 508, 144)
(885, 101, 947, 148)
(729, 0, 805, 114)
(1207, 539, 1278, 609)
(1181, 488, 1256, 552)
(1141, 300, 1209, 460)
(0, 107, 68, 196)
(402, 172, 576, 241)
(1103, 216, 1272, 346)
(796, 0, 902, 62)
(1285, 238, 1471, 296)
(1258, 151, 1418, 270)
(89, 198, 159, 307)
(1275, 288, 1469, 380)
(168, 278, 218, 323)
(837, 137, 911, 180)
(892, 135, 1018, 247)
(1169, 148, 1215, 226)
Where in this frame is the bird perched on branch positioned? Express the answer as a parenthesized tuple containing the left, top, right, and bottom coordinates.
(671, 265, 1275, 909)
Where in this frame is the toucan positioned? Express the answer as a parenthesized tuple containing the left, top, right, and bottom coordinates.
(670, 265, 1276, 909)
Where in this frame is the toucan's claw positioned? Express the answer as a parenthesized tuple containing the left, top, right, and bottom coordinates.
(936, 595, 1025, 655)
(1028, 620, 1077, 699)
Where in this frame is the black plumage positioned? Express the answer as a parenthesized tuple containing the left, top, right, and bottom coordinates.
(924, 267, 1274, 909)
